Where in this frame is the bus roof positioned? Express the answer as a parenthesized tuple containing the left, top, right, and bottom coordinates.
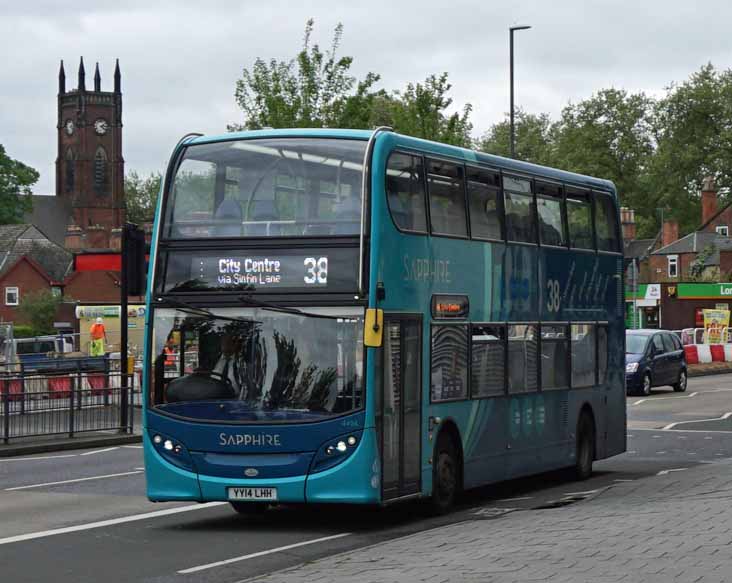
(187, 128, 617, 195)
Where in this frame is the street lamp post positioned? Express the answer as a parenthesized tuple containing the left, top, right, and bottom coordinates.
(510, 25, 531, 159)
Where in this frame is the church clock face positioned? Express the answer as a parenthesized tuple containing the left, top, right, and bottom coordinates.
(64, 119, 74, 135)
(94, 118, 109, 136)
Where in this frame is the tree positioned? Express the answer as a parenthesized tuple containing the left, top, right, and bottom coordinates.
(552, 89, 656, 224)
(650, 64, 732, 234)
(125, 171, 162, 224)
(478, 109, 555, 164)
(17, 290, 63, 336)
(0, 144, 38, 224)
(229, 19, 381, 130)
(389, 73, 473, 148)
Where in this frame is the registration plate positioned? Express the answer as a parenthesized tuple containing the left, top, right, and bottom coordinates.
(227, 486, 278, 501)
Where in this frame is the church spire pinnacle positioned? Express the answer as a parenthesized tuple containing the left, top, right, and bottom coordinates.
(94, 62, 101, 92)
(113, 59, 121, 93)
(78, 56, 86, 91)
(58, 60, 66, 94)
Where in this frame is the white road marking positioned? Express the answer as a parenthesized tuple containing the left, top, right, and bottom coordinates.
(80, 447, 119, 456)
(134, 467, 144, 471)
(0, 502, 227, 546)
(656, 451, 666, 454)
(122, 445, 143, 449)
(5, 470, 143, 491)
(631, 428, 732, 434)
(633, 392, 698, 406)
(496, 496, 532, 502)
(0, 454, 78, 462)
(657, 468, 687, 476)
(613, 479, 634, 482)
(652, 435, 661, 438)
(562, 489, 600, 496)
(178, 532, 352, 574)
(663, 412, 732, 430)
(627, 450, 637, 454)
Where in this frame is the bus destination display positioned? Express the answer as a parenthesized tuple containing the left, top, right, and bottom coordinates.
(194, 255, 329, 288)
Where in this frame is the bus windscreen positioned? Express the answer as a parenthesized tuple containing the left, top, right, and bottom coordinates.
(164, 138, 367, 239)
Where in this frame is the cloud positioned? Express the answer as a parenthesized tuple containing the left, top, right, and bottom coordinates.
(1, 0, 731, 194)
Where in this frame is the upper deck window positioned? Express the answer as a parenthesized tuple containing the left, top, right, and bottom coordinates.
(386, 152, 427, 233)
(566, 187, 594, 250)
(504, 176, 536, 244)
(467, 167, 503, 241)
(427, 159, 468, 237)
(594, 191, 620, 252)
(163, 138, 367, 239)
(535, 181, 566, 247)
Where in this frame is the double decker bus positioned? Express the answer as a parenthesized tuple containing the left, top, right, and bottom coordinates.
(142, 128, 626, 513)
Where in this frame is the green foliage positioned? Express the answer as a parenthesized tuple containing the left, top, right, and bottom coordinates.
(230, 20, 473, 145)
(389, 73, 473, 147)
(651, 64, 732, 234)
(17, 290, 63, 336)
(478, 109, 555, 164)
(689, 244, 716, 281)
(0, 144, 38, 224)
(125, 171, 162, 224)
(229, 19, 382, 130)
(11, 325, 36, 339)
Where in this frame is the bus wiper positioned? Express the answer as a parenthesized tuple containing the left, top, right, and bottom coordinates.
(237, 295, 345, 321)
(155, 297, 259, 324)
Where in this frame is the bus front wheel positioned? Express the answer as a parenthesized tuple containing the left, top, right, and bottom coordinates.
(431, 433, 460, 514)
(230, 502, 268, 515)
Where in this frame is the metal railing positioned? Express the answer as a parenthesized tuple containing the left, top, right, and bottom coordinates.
(0, 359, 137, 443)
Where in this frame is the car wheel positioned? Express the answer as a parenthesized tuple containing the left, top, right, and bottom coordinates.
(230, 502, 268, 515)
(431, 432, 460, 514)
(641, 373, 652, 396)
(673, 370, 687, 392)
(574, 412, 595, 481)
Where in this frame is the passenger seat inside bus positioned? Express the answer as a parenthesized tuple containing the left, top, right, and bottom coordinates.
(213, 199, 243, 237)
(247, 200, 282, 236)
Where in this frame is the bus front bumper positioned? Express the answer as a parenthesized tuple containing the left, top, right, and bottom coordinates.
(145, 429, 381, 505)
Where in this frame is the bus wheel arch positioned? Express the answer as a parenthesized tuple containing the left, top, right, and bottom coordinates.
(430, 420, 463, 513)
(574, 404, 596, 481)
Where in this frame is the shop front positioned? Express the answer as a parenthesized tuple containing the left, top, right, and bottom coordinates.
(625, 284, 661, 329)
(661, 283, 732, 330)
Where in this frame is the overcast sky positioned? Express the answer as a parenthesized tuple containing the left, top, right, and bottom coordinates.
(1, 0, 731, 195)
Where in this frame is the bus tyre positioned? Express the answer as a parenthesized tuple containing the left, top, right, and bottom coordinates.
(641, 373, 652, 396)
(230, 502, 268, 515)
(574, 413, 595, 481)
(431, 433, 460, 514)
(673, 370, 687, 392)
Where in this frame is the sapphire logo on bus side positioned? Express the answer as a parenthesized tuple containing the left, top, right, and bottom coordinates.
(219, 433, 282, 446)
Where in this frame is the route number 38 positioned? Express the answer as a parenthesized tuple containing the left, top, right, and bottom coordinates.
(304, 257, 328, 285)
(546, 279, 561, 312)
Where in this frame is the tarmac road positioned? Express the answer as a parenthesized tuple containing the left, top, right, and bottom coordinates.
(1, 373, 731, 583)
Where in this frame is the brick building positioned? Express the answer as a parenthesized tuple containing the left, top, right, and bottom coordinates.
(1, 58, 130, 330)
(624, 177, 732, 330)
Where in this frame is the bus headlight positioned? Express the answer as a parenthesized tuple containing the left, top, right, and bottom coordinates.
(311, 431, 363, 473)
(148, 430, 194, 472)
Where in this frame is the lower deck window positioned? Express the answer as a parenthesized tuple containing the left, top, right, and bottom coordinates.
(431, 325, 468, 401)
(541, 324, 569, 390)
(571, 323, 596, 387)
(471, 325, 506, 397)
(507, 324, 538, 393)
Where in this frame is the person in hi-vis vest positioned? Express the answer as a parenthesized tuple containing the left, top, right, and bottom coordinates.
(89, 317, 107, 356)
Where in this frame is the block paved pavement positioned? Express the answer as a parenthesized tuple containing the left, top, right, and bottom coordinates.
(247, 460, 732, 583)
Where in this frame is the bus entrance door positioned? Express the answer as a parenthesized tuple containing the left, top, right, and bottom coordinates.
(381, 316, 422, 501)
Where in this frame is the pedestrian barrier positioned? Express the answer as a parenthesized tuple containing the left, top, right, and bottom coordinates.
(0, 357, 137, 444)
(683, 343, 732, 365)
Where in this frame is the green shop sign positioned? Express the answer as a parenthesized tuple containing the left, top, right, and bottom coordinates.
(676, 283, 732, 299)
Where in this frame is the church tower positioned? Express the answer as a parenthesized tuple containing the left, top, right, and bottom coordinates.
(56, 58, 124, 235)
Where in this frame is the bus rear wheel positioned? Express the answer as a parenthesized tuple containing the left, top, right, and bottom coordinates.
(230, 502, 268, 515)
(574, 412, 595, 481)
(431, 433, 460, 514)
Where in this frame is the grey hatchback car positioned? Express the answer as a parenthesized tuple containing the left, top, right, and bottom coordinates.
(625, 330, 687, 396)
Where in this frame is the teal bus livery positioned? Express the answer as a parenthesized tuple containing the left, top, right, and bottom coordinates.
(142, 128, 626, 513)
